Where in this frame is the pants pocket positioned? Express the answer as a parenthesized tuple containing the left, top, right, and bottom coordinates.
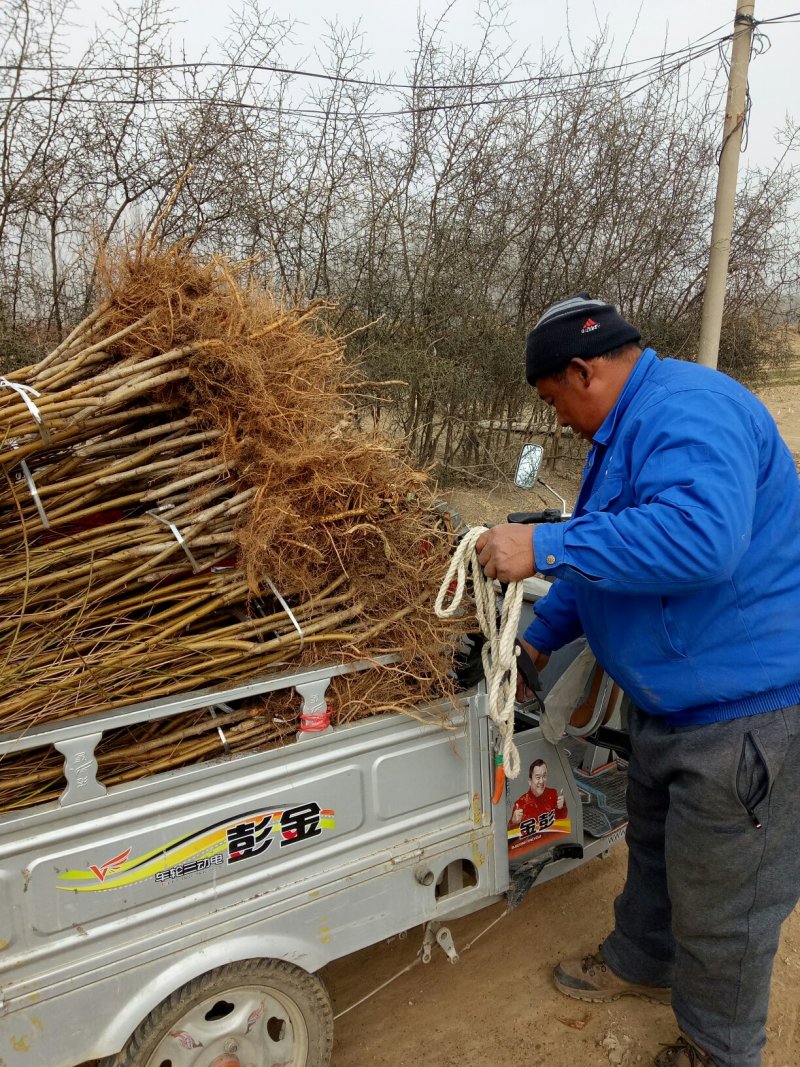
(736, 731, 771, 827)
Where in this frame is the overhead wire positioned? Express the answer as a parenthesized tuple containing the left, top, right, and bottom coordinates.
(754, 10, 800, 23)
(712, 13, 778, 163)
(0, 21, 736, 91)
(0, 35, 731, 122)
(2, 9, 795, 123)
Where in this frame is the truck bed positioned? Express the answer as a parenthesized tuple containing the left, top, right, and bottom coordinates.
(0, 663, 506, 1067)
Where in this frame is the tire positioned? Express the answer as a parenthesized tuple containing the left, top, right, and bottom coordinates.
(98, 958, 333, 1067)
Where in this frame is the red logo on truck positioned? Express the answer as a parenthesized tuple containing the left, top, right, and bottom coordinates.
(89, 847, 132, 882)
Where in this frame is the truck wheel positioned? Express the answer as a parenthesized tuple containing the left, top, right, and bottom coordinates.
(99, 958, 333, 1067)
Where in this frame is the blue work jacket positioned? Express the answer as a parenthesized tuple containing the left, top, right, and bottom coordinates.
(525, 348, 800, 724)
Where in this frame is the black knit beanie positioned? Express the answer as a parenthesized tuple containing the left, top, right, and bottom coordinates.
(525, 292, 641, 384)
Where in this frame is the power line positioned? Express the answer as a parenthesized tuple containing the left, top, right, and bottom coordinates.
(0, 37, 730, 122)
(755, 10, 800, 22)
(0, 22, 735, 93)
(1, 8, 794, 125)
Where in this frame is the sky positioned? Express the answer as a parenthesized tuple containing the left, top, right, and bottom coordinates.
(67, 0, 799, 169)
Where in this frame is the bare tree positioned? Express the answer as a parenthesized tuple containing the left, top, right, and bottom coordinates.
(1, 0, 797, 474)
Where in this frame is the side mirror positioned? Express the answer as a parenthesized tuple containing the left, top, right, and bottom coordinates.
(514, 443, 544, 489)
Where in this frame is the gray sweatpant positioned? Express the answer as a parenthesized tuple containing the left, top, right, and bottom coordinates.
(601, 703, 800, 1067)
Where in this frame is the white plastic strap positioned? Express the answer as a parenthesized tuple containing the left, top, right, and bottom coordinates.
(265, 576, 305, 652)
(0, 376, 51, 444)
(147, 508, 201, 572)
(19, 459, 51, 529)
(9, 439, 51, 528)
(208, 706, 230, 754)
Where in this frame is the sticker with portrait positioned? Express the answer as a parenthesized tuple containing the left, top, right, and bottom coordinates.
(507, 757, 572, 860)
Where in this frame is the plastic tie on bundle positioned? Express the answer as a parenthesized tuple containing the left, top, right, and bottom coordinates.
(208, 704, 231, 755)
(19, 459, 51, 529)
(265, 576, 305, 652)
(8, 439, 51, 529)
(147, 506, 200, 572)
(0, 376, 52, 444)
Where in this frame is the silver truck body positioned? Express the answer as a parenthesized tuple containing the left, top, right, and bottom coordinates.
(0, 647, 620, 1066)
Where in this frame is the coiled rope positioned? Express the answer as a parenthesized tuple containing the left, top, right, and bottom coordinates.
(435, 526, 522, 779)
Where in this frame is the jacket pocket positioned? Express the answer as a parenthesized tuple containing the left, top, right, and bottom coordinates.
(586, 474, 624, 511)
(736, 731, 771, 827)
(659, 597, 687, 658)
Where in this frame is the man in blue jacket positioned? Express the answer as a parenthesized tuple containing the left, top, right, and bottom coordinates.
(476, 293, 800, 1067)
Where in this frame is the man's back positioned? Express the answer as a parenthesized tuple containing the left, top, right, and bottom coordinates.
(539, 349, 800, 722)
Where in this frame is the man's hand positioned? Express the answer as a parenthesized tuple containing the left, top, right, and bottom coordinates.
(475, 523, 536, 583)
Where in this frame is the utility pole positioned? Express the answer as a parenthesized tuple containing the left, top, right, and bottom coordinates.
(697, 0, 757, 369)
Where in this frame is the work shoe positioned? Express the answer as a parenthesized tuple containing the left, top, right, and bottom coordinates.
(653, 1035, 717, 1066)
(553, 946, 671, 1004)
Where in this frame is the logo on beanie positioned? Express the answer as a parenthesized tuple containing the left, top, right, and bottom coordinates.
(581, 318, 600, 333)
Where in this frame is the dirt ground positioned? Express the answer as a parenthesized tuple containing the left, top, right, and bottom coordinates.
(322, 346, 800, 1067)
(759, 333, 800, 457)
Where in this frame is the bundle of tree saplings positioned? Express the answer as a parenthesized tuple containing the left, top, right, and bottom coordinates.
(0, 241, 469, 809)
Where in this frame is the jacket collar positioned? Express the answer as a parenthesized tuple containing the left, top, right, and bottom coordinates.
(592, 347, 658, 446)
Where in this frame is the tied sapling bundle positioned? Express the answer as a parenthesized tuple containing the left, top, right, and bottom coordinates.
(0, 240, 470, 811)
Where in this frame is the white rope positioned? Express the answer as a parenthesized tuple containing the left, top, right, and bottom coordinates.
(332, 908, 509, 1020)
(333, 957, 421, 1020)
(435, 527, 523, 780)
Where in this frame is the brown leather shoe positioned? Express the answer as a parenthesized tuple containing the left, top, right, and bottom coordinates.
(653, 1035, 717, 1065)
(553, 946, 671, 1004)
